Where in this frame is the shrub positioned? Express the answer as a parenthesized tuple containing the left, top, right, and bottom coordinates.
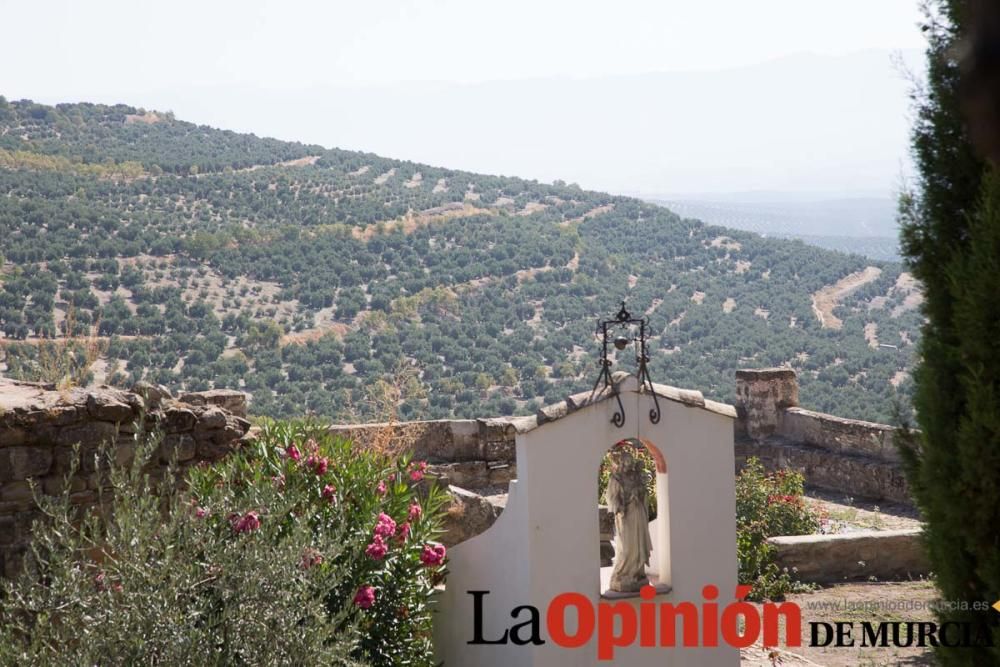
(736, 457, 820, 600)
(0, 419, 448, 666)
(598, 440, 657, 519)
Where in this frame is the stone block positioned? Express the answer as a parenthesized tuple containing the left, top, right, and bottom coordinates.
(0, 481, 34, 503)
(161, 407, 197, 433)
(0, 447, 54, 481)
(439, 485, 504, 546)
(0, 516, 16, 545)
(598, 505, 614, 539)
(130, 381, 173, 408)
(54, 421, 120, 448)
(600, 540, 615, 567)
(179, 389, 248, 418)
(735, 368, 799, 441)
(486, 462, 516, 486)
(194, 407, 228, 431)
(429, 461, 490, 490)
(87, 392, 136, 424)
(768, 529, 928, 583)
(0, 428, 29, 447)
(160, 434, 197, 463)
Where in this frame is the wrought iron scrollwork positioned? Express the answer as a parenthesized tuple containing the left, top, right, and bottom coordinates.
(589, 301, 662, 428)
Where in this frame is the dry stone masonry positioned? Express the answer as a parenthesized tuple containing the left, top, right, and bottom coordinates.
(0, 367, 918, 581)
(0, 378, 250, 578)
(734, 368, 912, 505)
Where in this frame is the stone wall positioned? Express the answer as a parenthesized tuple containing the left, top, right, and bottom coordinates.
(1, 368, 918, 580)
(734, 368, 912, 505)
(0, 379, 250, 578)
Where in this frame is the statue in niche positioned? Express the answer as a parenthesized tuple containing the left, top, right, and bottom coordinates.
(604, 444, 653, 592)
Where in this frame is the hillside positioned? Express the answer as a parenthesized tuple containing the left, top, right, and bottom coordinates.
(0, 97, 922, 423)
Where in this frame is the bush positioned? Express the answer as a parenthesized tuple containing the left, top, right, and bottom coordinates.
(598, 440, 657, 519)
(0, 420, 448, 666)
(736, 458, 820, 600)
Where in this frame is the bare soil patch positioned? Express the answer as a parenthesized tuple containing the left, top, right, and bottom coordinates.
(864, 323, 879, 349)
(743, 581, 936, 666)
(559, 203, 614, 227)
(811, 267, 883, 330)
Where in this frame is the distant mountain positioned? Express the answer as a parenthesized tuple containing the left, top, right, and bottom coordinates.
(0, 98, 922, 423)
(39, 49, 922, 197)
(648, 195, 901, 261)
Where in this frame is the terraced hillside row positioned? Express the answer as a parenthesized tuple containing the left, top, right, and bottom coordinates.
(0, 97, 922, 422)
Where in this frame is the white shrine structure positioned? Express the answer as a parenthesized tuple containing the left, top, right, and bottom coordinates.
(433, 371, 740, 666)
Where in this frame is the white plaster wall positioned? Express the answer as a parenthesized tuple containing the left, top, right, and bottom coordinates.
(433, 384, 738, 667)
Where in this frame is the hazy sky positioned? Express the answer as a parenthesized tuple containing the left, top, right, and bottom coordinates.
(1, 0, 927, 196)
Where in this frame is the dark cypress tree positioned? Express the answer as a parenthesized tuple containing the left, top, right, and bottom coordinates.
(899, 1, 1000, 663)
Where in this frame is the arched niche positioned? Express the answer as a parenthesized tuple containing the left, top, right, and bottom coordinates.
(599, 437, 672, 597)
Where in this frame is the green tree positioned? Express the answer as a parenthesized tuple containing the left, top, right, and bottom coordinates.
(898, 2, 1000, 663)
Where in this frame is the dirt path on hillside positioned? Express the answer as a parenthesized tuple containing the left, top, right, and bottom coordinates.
(811, 267, 882, 329)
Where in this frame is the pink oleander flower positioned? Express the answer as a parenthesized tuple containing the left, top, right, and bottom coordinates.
(354, 585, 376, 609)
(365, 535, 388, 560)
(322, 484, 336, 503)
(300, 547, 324, 570)
(374, 512, 396, 538)
(195, 506, 209, 519)
(314, 457, 329, 475)
(409, 460, 428, 482)
(232, 510, 261, 534)
(286, 444, 301, 461)
(408, 502, 422, 521)
(376, 480, 387, 496)
(394, 521, 410, 543)
(420, 543, 446, 567)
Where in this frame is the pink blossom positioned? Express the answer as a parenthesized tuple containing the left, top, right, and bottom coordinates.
(408, 502, 422, 521)
(195, 507, 209, 519)
(409, 460, 429, 482)
(420, 543, 447, 567)
(313, 457, 329, 476)
(300, 547, 323, 570)
(365, 535, 388, 560)
(354, 585, 376, 609)
(376, 480, 387, 496)
(374, 513, 397, 538)
(394, 521, 410, 543)
(286, 445, 301, 461)
(322, 484, 336, 503)
(232, 511, 261, 534)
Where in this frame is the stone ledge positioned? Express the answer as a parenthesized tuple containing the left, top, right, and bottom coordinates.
(736, 437, 911, 505)
(780, 407, 900, 463)
(768, 528, 928, 584)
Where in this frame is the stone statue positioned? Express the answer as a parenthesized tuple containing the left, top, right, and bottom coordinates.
(604, 445, 653, 592)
